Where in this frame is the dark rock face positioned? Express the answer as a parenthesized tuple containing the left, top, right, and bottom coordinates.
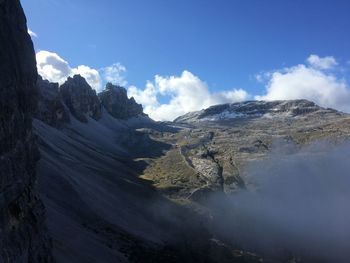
(0, 0, 53, 262)
(36, 76, 70, 128)
(99, 83, 144, 119)
(36, 76, 147, 126)
(60, 75, 101, 123)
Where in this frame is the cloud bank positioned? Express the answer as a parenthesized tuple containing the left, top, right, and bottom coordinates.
(207, 141, 350, 262)
(128, 71, 249, 121)
(256, 54, 350, 112)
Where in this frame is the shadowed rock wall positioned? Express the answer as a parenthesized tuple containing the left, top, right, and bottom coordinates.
(0, 0, 53, 261)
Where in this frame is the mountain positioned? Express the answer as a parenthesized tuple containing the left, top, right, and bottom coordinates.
(148, 100, 349, 197)
(0, 0, 53, 261)
(174, 99, 341, 123)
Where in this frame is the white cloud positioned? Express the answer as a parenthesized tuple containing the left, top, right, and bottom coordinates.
(255, 71, 273, 83)
(28, 29, 37, 38)
(128, 82, 158, 109)
(307, 54, 338, 70)
(100, 63, 127, 86)
(128, 70, 249, 121)
(36, 51, 71, 84)
(256, 55, 350, 112)
(36, 50, 124, 92)
(212, 89, 249, 104)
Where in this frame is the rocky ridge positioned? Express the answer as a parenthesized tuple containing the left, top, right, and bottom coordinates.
(174, 99, 341, 123)
(36, 76, 146, 126)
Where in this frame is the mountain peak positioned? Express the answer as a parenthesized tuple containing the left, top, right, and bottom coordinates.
(66, 74, 92, 88)
(99, 83, 145, 119)
(60, 74, 101, 122)
(105, 82, 125, 91)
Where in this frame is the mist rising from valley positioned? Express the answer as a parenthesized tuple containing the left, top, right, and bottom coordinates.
(206, 141, 350, 262)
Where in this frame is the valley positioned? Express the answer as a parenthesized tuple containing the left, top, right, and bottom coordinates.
(1, 1, 350, 262)
(33, 79, 350, 262)
(33, 75, 267, 263)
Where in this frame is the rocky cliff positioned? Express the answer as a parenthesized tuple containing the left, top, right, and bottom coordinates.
(0, 0, 53, 262)
(60, 75, 101, 123)
(99, 83, 144, 119)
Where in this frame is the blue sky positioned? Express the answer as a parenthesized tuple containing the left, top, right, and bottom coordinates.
(22, 0, 350, 120)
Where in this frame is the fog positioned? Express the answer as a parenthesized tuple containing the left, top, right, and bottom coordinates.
(207, 141, 350, 262)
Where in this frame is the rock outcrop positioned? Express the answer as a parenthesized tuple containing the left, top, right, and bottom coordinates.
(36, 76, 70, 128)
(0, 0, 53, 261)
(99, 83, 144, 119)
(60, 75, 101, 123)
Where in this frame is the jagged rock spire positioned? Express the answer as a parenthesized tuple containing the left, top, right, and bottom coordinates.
(60, 74, 101, 123)
(99, 82, 145, 120)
